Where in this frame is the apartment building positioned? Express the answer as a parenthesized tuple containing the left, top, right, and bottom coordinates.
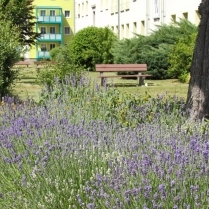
(75, 0, 201, 39)
(28, 0, 74, 60)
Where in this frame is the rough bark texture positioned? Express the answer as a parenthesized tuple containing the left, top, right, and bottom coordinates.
(186, 0, 209, 121)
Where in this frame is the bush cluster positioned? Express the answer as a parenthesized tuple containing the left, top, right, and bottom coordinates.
(112, 19, 197, 80)
(168, 33, 197, 82)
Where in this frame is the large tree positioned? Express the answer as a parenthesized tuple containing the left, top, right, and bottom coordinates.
(0, 0, 40, 47)
(0, 19, 21, 96)
(186, 0, 209, 121)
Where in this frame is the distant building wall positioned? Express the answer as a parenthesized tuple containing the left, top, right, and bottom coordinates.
(75, 0, 200, 39)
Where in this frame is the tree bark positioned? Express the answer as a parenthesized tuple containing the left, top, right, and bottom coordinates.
(186, 0, 209, 121)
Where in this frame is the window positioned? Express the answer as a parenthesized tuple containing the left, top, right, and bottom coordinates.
(40, 10, 46, 16)
(133, 22, 137, 34)
(183, 12, 188, 20)
(126, 24, 129, 38)
(86, 1, 88, 16)
(116, 26, 118, 35)
(65, 10, 70, 18)
(153, 0, 160, 19)
(121, 24, 124, 39)
(82, 3, 84, 16)
(40, 27, 46, 34)
(40, 44, 47, 51)
(141, 21, 145, 35)
(50, 44, 56, 50)
(171, 14, 176, 23)
(78, 4, 80, 17)
(65, 27, 71, 35)
(50, 10, 55, 16)
(93, 11, 95, 26)
(50, 27, 56, 34)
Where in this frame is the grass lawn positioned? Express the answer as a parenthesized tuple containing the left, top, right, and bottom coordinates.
(13, 68, 189, 102)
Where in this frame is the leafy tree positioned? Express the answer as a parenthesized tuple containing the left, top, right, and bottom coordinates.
(0, 19, 20, 96)
(70, 26, 117, 71)
(168, 33, 197, 82)
(186, 0, 209, 120)
(0, 0, 40, 47)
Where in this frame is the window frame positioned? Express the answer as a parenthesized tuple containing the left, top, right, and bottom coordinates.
(40, 10, 46, 16)
(64, 10, 71, 18)
(40, 26, 47, 34)
(50, 26, 56, 34)
(40, 43, 47, 51)
(50, 10, 56, 16)
(64, 27, 71, 35)
(50, 44, 56, 50)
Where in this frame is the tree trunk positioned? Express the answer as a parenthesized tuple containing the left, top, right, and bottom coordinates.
(186, 0, 209, 121)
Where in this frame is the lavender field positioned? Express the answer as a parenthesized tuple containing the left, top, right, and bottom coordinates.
(0, 76, 209, 209)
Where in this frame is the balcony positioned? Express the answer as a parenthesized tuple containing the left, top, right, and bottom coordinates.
(38, 51, 50, 59)
(38, 34, 62, 41)
(37, 15, 62, 23)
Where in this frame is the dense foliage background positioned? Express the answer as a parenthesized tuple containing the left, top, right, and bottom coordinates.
(112, 19, 197, 80)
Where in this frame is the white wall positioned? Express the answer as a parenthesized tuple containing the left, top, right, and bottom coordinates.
(75, 0, 201, 39)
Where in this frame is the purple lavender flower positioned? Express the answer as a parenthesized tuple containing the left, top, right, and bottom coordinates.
(87, 203, 95, 209)
(158, 184, 165, 193)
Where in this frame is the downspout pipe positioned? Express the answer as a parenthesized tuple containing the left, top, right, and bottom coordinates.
(118, 0, 120, 39)
(74, 0, 76, 34)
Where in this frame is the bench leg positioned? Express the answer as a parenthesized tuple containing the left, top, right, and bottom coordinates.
(138, 77, 145, 86)
(101, 77, 105, 86)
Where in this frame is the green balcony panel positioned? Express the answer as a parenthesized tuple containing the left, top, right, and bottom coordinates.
(38, 16, 62, 23)
(39, 34, 62, 41)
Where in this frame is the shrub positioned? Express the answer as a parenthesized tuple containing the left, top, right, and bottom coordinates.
(168, 33, 197, 82)
(70, 26, 117, 71)
(0, 19, 20, 97)
(36, 45, 84, 87)
(112, 19, 197, 79)
(49, 47, 61, 61)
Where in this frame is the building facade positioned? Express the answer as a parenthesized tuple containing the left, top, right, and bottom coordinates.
(75, 0, 201, 39)
(28, 0, 74, 60)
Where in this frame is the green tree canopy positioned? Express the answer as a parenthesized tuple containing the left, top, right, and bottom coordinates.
(0, 18, 21, 96)
(0, 0, 40, 47)
(70, 26, 117, 71)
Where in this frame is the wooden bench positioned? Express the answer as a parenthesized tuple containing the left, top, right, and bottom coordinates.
(34, 61, 54, 69)
(14, 61, 31, 67)
(96, 64, 151, 86)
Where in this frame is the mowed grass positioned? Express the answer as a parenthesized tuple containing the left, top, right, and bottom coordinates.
(13, 66, 42, 101)
(13, 68, 189, 102)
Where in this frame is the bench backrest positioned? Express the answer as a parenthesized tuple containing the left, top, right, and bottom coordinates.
(96, 64, 147, 72)
(15, 61, 31, 65)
